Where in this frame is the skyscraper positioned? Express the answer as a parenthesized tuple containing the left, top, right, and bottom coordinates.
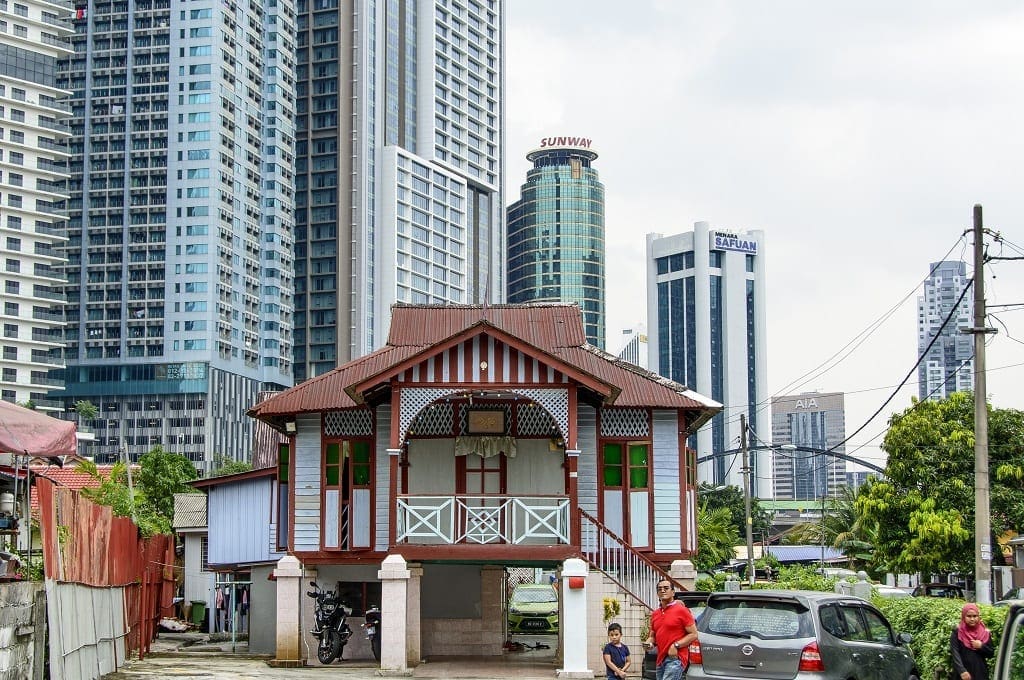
(771, 391, 846, 501)
(55, 0, 296, 467)
(292, 0, 505, 378)
(615, 324, 648, 369)
(0, 0, 73, 411)
(506, 137, 604, 349)
(917, 260, 973, 401)
(646, 222, 768, 495)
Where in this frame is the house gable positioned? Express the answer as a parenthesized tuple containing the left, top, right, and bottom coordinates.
(349, 324, 614, 399)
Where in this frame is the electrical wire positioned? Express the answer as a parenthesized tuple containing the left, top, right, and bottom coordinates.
(710, 235, 971, 431)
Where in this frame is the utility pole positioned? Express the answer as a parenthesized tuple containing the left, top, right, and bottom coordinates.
(740, 414, 755, 587)
(970, 204, 993, 605)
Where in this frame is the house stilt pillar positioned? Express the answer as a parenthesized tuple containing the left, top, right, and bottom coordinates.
(557, 557, 594, 678)
(379, 554, 414, 675)
(407, 562, 423, 666)
(270, 555, 303, 667)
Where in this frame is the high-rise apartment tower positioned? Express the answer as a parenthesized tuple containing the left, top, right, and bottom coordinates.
(55, 0, 296, 467)
(506, 137, 604, 348)
(917, 260, 973, 401)
(292, 0, 505, 378)
(0, 0, 74, 411)
(646, 222, 768, 495)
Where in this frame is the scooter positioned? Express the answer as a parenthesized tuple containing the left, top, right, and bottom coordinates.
(364, 605, 381, 661)
(307, 581, 352, 664)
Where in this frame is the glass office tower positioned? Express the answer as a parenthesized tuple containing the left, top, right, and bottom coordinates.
(54, 0, 296, 468)
(0, 0, 73, 411)
(771, 391, 847, 501)
(506, 140, 605, 348)
(292, 0, 505, 378)
(646, 222, 768, 494)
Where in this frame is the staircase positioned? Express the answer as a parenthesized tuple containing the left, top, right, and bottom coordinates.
(578, 508, 684, 610)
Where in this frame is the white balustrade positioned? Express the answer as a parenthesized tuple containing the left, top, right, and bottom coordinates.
(396, 495, 570, 545)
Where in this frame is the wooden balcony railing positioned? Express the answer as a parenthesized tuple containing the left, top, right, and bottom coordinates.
(396, 495, 570, 546)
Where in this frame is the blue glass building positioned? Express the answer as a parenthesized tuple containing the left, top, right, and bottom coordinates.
(506, 140, 605, 348)
(646, 223, 768, 494)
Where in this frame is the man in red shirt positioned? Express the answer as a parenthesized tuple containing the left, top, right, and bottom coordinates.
(645, 577, 698, 679)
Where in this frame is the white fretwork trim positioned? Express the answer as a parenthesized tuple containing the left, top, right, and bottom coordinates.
(398, 387, 569, 446)
(515, 388, 568, 440)
(399, 388, 462, 446)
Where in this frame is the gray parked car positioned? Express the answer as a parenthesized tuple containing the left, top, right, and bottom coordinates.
(994, 600, 1024, 679)
(686, 590, 920, 680)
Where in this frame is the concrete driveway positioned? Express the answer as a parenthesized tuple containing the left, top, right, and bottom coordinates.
(102, 633, 563, 680)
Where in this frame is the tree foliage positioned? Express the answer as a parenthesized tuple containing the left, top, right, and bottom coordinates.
(697, 483, 772, 535)
(208, 454, 253, 478)
(77, 447, 198, 536)
(695, 502, 740, 570)
(857, 392, 1024, 575)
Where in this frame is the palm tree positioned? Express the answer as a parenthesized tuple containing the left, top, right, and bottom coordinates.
(824, 484, 877, 569)
(696, 502, 740, 570)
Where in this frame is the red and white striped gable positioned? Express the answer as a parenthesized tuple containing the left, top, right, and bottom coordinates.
(395, 334, 572, 386)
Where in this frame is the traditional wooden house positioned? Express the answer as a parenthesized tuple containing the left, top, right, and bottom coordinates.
(249, 304, 720, 671)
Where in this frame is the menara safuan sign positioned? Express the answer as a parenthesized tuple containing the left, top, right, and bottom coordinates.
(710, 231, 758, 254)
(539, 136, 593, 149)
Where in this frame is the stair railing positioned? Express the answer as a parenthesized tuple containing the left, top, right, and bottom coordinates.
(578, 508, 684, 610)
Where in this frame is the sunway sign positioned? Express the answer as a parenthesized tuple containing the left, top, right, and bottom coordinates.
(710, 231, 758, 254)
(539, 136, 592, 149)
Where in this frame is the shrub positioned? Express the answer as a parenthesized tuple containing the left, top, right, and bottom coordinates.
(874, 597, 1005, 679)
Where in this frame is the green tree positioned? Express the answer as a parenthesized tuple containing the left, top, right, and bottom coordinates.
(77, 447, 198, 536)
(135, 446, 198, 521)
(73, 399, 98, 421)
(695, 502, 740, 570)
(824, 484, 877, 570)
(208, 453, 253, 478)
(857, 392, 1024, 575)
(697, 483, 772, 536)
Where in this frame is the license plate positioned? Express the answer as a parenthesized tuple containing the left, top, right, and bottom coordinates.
(366, 626, 376, 635)
(522, 620, 546, 629)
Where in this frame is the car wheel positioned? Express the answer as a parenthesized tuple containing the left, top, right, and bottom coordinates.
(908, 675, 920, 680)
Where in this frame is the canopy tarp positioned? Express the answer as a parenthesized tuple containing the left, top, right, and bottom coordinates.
(0, 400, 76, 460)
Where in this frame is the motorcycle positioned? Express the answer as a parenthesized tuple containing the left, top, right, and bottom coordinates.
(307, 581, 352, 664)
(363, 604, 381, 661)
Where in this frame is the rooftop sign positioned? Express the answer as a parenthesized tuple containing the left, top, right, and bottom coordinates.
(539, 136, 592, 149)
(710, 230, 758, 254)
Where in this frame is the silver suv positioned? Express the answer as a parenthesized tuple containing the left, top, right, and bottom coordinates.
(686, 590, 920, 680)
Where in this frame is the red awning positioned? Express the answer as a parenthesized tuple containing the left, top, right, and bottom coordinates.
(0, 401, 76, 460)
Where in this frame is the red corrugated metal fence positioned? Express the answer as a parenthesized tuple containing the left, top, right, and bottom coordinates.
(37, 477, 175, 659)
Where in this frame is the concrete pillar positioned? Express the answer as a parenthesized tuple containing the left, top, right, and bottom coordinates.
(557, 557, 594, 679)
(407, 563, 423, 667)
(272, 555, 303, 667)
(379, 554, 413, 675)
(669, 559, 697, 591)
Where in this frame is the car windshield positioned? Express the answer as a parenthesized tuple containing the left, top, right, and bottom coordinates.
(512, 587, 557, 604)
(703, 599, 812, 640)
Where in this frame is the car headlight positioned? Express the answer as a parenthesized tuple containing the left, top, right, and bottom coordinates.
(510, 608, 521, 615)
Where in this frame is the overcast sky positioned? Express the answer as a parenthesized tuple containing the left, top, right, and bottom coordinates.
(505, 1, 1024, 467)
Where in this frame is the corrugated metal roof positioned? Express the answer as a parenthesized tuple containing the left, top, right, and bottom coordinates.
(765, 545, 845, 562)
(172, 492, 207, 529)
(250, 303, 721, 426)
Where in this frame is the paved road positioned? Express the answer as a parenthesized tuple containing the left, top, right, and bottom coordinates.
(101, 633, 563, 680)
(102, 654, 562, 680)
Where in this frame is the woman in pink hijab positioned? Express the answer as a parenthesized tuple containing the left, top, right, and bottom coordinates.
(950, 603, 993, 680)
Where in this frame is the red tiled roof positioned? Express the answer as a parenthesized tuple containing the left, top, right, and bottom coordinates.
(27, 464, 118, 514)
(249, 303, 721, 424)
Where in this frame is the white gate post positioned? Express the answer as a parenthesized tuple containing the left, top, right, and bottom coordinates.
(271, 555, 303, 667)
(379, 554, 412, 674)
(557, 557, 594, 678)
